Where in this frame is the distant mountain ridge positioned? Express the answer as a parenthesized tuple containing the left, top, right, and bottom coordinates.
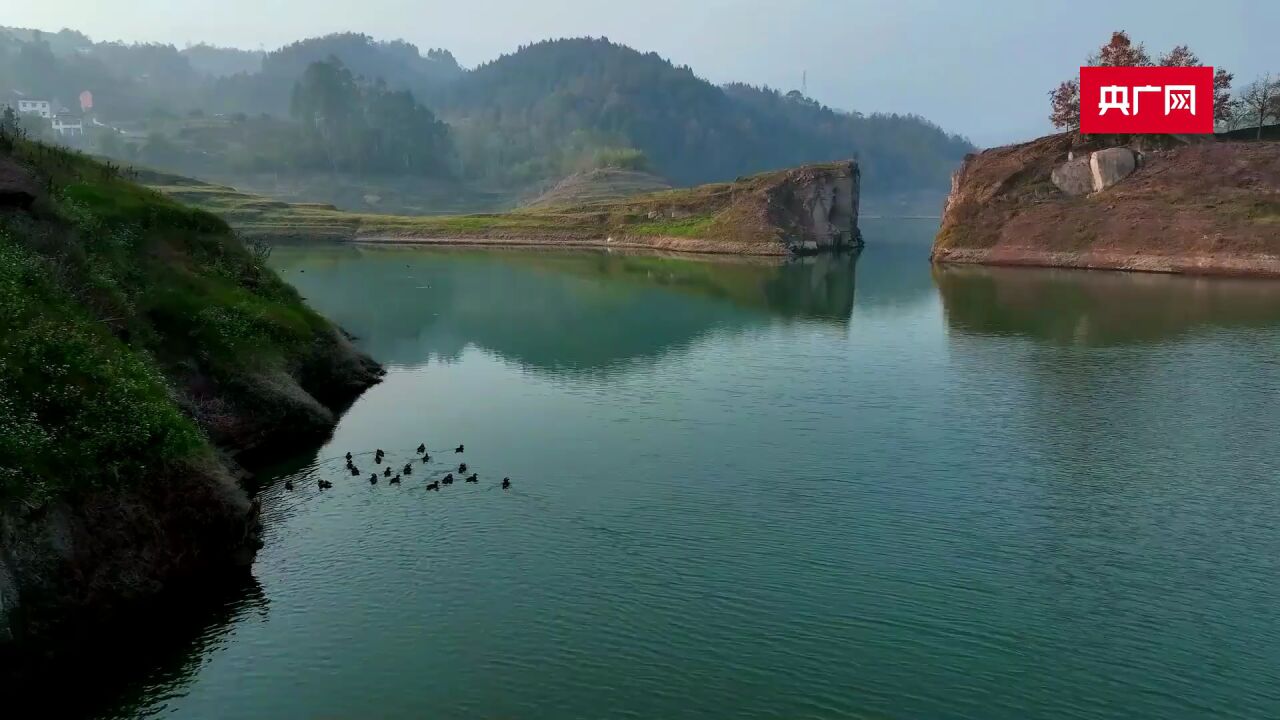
(0, 27, 973, 202)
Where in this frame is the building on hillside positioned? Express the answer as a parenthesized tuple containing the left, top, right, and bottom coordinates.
(52, 113, 84, 136)
(16, 98, 53, 119)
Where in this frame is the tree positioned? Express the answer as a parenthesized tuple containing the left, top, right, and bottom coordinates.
(1049, 80, 1080, 130)
(1235, 74, 1280, 140)
(1050, 31, 1233, 131)
(1051, 31, 1150, 130)
(1090, 31, 1150, 67)
(1159, 45, 1234, 124)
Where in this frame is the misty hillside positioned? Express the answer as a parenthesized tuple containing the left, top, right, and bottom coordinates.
(0, 27, 972, 208)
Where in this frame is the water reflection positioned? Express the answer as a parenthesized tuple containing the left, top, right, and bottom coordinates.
(4, 572, 266, 720)
(935, 264, 1280, 345)
(270, 246, 861, 374)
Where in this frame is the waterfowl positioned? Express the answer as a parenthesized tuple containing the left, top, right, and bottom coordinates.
(376, 448, 385, 456)
(345, 452, 353, 461)
(390, 474, 401, 485)
(426, 481, 440, 491)
(403, 463, 413, 475)
(384, 466, 392, 477)
(422, 453, 430, 463)
(502, 477, 511, 489)
(417, 443, 426, 454)
(454, 444, 464, 453)
(465, 473, 478, 483)
(375, 455, 383, 465)
(442, 473, 454, 485)
(284, 480, 294, 490)
(459, 462, 468, 473)
(350, 466, 360, 476)
(370, 473, 379, 484)
(318, 479, 332, 490)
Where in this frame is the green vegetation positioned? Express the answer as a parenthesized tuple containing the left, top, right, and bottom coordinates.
(1, 28, 970, 210)
(147, 161, 853, 253)
(0, 132, 341, 507)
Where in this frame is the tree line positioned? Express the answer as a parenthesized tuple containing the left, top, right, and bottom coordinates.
(0, 28, 972, 193)
(1049, 31, 1279, 139)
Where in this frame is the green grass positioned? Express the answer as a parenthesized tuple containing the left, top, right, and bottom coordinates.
(144, 162, 852, 249)
(0, 231, 204, 506)
(0, 135, 344, 507)
(625, 215, 716, 237)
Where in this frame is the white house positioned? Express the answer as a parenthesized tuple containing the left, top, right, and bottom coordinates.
(52, 113, 84, 136)
(16, 99, 52, 119)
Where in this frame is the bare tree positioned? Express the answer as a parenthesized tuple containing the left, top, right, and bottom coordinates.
(1235, 74, 1280, 140)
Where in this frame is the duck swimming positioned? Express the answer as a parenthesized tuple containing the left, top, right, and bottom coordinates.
(369, 473, 379, 484)
(345, 452, 353, 461)
(442, 473, 454, 485)
(350, 466, 360, 476)
(284, 480, 294, 490)
(502, 477, 511, 489)
(417, 443, 426, 454)
(465, 473, 478, 483)
(426, 481, 440, 491)
(403, 463, 413, 475)
(422, 453, 430, 463)
(459, 462, 468, 473)
(390, 474, 401, 485)
(454, 445, 464, 454)
(384, 466, 392, 477)
(318, 479, 332, 490)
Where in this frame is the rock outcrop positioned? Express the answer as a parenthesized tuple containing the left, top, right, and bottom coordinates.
(762, 161, 861, 253)
(1089, 147, 1138, 192)
(933, 133, 1280, 276)
(1051, 147, 1141, 196)
(1050, 155, 1094, 196)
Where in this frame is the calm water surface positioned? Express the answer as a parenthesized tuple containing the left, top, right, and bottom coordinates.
(91, 220, 1280, 718)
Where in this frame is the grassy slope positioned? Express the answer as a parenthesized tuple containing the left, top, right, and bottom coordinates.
(522, 168, 672, 208)
(148, 162, 854, 253)
(0, 138, 360, 508)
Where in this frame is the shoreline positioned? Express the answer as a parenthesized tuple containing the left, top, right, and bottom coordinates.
(352, 234, 794, 256)
(931, 247, 1280, 279)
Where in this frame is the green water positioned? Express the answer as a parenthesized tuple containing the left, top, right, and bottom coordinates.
(84, 220, 1280, 718)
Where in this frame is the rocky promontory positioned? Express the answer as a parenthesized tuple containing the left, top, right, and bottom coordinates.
(0, 139, 382, 647)
(155, 161, 862, 256)
(932, 133, 1280, 275)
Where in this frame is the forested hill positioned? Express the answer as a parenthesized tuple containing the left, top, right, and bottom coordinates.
(441, 38, 972, 190)
(1, 28, 972, 199)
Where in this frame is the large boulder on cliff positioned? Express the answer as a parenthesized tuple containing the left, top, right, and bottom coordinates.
(1051, 156, 1094, 196)
(1089, 148, 1138, 192)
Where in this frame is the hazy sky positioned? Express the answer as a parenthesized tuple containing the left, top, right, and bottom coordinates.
(5, 0, 1275, 146)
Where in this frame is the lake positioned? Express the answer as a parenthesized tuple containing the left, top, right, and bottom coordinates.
(72, 220, 1280, 718)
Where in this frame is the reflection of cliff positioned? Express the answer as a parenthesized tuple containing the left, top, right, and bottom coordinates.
(935, 264, 1280, 345)
(270, 247, 859, 374)
(4, 572, 265, 720)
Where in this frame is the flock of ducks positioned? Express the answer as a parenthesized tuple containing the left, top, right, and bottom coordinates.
(284, 443, 513, 493)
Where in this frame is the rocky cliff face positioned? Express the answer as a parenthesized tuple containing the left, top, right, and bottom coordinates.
(933, 133, 1280, 275)
(762, 161, 861, 253)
